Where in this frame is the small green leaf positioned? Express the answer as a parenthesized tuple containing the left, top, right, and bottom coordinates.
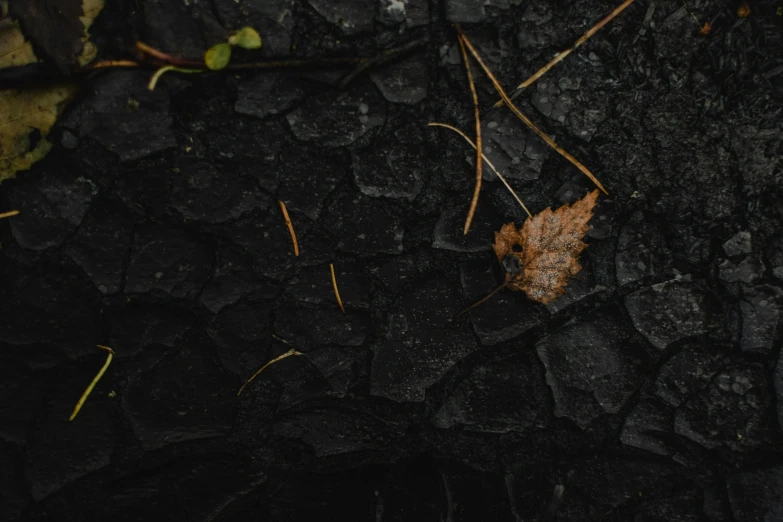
(228, 27, 262, 50)
(204, 43, 231, 70)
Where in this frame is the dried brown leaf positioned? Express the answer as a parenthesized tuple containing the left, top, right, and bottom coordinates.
(493, 189, 599, 304)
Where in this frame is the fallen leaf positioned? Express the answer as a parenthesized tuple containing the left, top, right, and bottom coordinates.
(737, 2, 750, 17)
(492, 189, 599, 304)
(7, 0, 104, 70)
(205, 43, 231, 70)
(77, 0, 105, 66)
(9, 0, 83, 71)
(698, 22, 712, 35)
(0, 84, 78, 184)
(0, 17, 38, 68)
(228, 26, 262, 50)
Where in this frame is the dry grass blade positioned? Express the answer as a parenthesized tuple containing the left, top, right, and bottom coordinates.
(0, 209, 20, 219)
(428, 122, 531, 218)
(493, 0, 637, 107)
(456, 34, 483, 235)
(148, 65, 202, 91)
(237, 348, 303, 396)
(278, 200, 299, 256)
(69, 345, 114, 421)
(456, 30, 608, 195)
(330, 263, 346, 314)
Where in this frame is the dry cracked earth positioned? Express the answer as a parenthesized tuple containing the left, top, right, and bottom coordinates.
(1, 0, 782, 520)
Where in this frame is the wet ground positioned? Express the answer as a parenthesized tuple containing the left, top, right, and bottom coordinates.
(1, 0, 782, 520)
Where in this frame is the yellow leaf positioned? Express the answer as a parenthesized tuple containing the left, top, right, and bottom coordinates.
(204, 43, 231, 70)
(77, 0, 105, 66)
(228, 27, 262, 50)
(0, 85, 78, 184)
(0, 18, 38, 69)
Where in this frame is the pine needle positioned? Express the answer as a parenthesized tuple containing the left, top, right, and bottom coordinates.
(493, 0, 637, 107)
(456, 34, 483, 235)
(428, 122, 531, 218)
(85, 60, 140, 70)
(278, 200, 299, 256)
(0, 210, 20, 219)
(330, 263, 346, 314)
(237, 347, 303, 396)
(69, 345, 114, 421)
(456, 29, 608, 195)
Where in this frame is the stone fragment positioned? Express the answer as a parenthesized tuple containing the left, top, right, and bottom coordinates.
(370, 57, 428, 105)
(308, 0, 374, 35)
(286, 85, 384, 148)
(431, 352, 549, 432)
(625, 280, 717, 350)
(536, 309, 650, 428)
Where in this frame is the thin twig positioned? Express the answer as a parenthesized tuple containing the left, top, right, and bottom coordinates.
(136, 40, 359, 69)
(0, 210, 20, 219)
(337, 36, 428, 88)
(69, 345, 114, 421)
(428, 122, 531, 218)
(135, 41, 194, 65)
(494, 0, 637, 107)
(0, 39, 428, 89)
(456, 28, 608, 195)
(279, 200, 299, 256)
(148, 65, 203, 91)
(132, 38, 428, 85)
(330, 263, 346, 314)
(85, 59, 140, 70)
(456, 34, 483, 235)
(237, 348, 303, 396)
(226, 56, 358, 70)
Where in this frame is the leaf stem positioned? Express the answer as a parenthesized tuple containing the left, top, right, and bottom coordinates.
(455, 276, 514, 320)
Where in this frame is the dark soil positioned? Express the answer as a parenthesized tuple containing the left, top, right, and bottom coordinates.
(1, 0, 782, 520)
